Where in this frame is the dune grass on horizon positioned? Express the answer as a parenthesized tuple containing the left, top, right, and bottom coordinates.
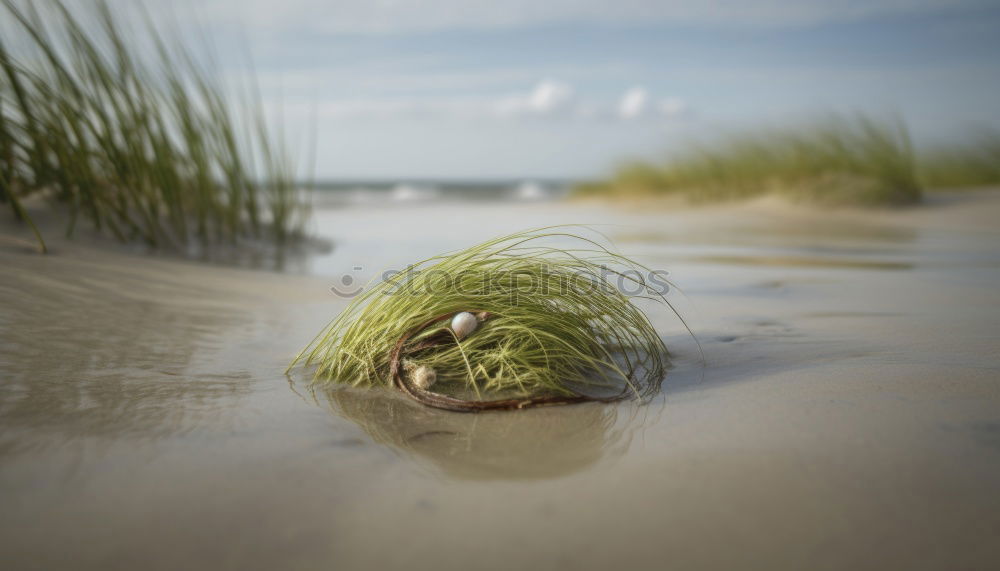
(918, 129, 1000, 190)
(576, 116, 991, 206)
(0, 0, 308, 253)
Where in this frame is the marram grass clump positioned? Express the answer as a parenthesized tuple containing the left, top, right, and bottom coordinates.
(0, 0, 307, 253)
(291, 228, 677, 412)
(575, 115, 923, 206)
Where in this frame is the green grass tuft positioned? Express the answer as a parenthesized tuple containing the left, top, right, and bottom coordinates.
(576, 115, 923, 206)
(0, 0, 308, 251)
(292, 228, 676, 403)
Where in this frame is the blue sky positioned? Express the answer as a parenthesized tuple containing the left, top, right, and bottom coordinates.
(186, 0, 1000, 179)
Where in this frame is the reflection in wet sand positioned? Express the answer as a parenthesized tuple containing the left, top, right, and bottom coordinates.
(321, 386, 640, 480)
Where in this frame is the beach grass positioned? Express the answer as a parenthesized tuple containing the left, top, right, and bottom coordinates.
(0, 0, 307, 253)
(576, 115, 924, 206)
(919, 129, 1000, 189)
(292, 228, 677, 407)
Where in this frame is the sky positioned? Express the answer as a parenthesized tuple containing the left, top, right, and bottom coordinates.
(175, 1, 1000, 179)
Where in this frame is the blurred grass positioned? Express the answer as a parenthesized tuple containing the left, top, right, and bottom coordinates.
(919, 129, 1000, 189)
(0, 0, 308, 253)
(576, 116, 926, 206)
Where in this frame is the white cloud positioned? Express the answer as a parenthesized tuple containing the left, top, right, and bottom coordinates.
(530, 80, 574, 113)
(495, 80, 576, 117)
(618, 86, 649, 119)
(260, 81, 575, 121)
(241, 61, 642, 101)
(285, 80, 689, 123)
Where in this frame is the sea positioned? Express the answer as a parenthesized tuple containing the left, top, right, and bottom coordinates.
(307, 179, 572, 208)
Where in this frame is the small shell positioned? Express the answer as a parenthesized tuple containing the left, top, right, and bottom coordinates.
(450, 311, 478, 339)
(412, 365, 437, 390)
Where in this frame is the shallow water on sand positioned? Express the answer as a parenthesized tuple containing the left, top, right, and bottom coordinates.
(1, 192, 999, 570)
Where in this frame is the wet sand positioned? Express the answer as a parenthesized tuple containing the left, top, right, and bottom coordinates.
(1, 191, 999, 570)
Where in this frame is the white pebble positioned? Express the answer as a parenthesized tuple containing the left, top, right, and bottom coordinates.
(450, 311, 478, 339)
(412, 365, 437, 390)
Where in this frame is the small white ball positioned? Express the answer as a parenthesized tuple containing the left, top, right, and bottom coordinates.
(450, 311, 478, 339)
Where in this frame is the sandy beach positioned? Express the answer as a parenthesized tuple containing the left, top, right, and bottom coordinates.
(2, 190, 999, 570)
